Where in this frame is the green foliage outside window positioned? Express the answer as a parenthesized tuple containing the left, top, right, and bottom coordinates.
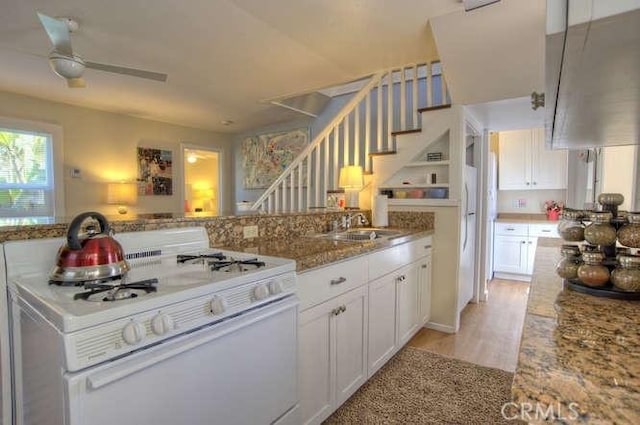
(0, 129, 50, 214)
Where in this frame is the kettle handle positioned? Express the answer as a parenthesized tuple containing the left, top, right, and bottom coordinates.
(67, 211, 111, 251)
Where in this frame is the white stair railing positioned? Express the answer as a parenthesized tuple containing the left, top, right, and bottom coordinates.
(251, 61, 449, 213)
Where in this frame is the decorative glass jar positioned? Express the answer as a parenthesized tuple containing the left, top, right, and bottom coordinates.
(611, 255, 640, 292)
(577, 251, 610, 287)
(617, 212, 640, 248)
(555, 245, 581, 280)
(584, 212, 617, 246)
(557, 209, 585, 242)
(597, 193, 624, 216)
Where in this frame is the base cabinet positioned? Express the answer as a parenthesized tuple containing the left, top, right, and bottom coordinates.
(298, 286, 368, 425)
(299, 236, 433, 425)
(396, 262, 420, 347)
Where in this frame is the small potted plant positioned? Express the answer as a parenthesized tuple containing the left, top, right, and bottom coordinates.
(544, 200, 564, 221)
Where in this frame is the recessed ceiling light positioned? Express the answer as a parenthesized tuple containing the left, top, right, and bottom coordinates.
(221, 120, 234, 126)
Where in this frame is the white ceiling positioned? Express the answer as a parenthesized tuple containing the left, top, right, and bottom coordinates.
(0, 0, 544, 133)
(466, 96, 544, 130)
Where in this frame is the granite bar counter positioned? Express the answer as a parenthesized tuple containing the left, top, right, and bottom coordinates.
(512, 238, 640, 423)
(223, 229, 434, 272)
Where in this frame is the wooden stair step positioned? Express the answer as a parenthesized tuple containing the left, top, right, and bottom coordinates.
(391, 128, 422, 136)
(369, 150, 397, 157)
(417, 104, 452, 113)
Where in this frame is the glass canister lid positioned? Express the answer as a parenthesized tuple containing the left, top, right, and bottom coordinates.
(561, 209, 585, 220)
(582, 251, 605, 264)
(589, 211, 613, 223)
(560, 245, 581, 257)
(597, 193, 625, 206)
(618, 254, 640, 268)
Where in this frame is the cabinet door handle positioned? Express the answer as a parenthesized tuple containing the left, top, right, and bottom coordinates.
(521, 241, 526, 244)
(331, 307, 340, 316)
(330, 277, 347, 285)
(526, 182, 530, 185)
(506, 228, 515, 231)
(533, 182, 537, 185)
(421, 264, 427, 269)
(340, 305, 346, 313)
(424, 245, 432, 249)
(528, 241, 532, 244)
(397, 275, 406, 282)
(541, 229, 551, 233)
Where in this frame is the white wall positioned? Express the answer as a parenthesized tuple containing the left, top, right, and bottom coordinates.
(601, 145, 637, 211)
(497, 189, 567, 214)
(0, 90, 233, 218)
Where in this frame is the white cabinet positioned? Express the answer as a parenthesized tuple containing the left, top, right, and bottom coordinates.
(367, 273, 397, 376)
(493, 221, 557, 280)
(298, 236, 433, 424)
(418, 254, 432, 325)
(395, 262, 421, 346)
(498, 128, 567, 190)
(493, 235, 532, 276)
(298, 285, 368, 425)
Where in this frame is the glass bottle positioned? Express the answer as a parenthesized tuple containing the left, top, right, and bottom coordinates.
(611, 254, 640, 292)
(577, 251, 610, 287)
(584, 212, 617, 246)
(557, 209, 585, 242)
(555, 245, 581, 280)
(617, 212, 640, 248)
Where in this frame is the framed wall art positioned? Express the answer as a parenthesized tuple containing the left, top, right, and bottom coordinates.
(137, 147, 173, 195)
(241, 128, 309, 189)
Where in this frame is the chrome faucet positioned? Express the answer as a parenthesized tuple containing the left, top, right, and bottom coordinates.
(342, 213, 369, 230)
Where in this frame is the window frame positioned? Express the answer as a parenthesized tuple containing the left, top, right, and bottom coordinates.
(0, 116, 65, 218)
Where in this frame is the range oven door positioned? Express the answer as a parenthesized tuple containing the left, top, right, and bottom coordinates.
(64, 297, 299, 425)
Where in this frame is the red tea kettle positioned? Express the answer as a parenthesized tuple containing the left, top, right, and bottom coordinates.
(49, 211, 130, 284)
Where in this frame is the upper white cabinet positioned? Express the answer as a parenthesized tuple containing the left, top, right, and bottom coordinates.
(498, 128, 567, 190)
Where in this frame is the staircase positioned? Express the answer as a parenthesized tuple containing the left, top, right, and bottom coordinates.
(250, 61, 451, 213)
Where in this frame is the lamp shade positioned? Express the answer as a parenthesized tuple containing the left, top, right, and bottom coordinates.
(107, 182, 137, 206)
(338, 166, 364, 190)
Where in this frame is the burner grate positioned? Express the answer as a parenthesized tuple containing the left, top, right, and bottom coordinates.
(209, 258, 265, 272)
(177, 253, 226, 264)
(73, 278, 158, 302)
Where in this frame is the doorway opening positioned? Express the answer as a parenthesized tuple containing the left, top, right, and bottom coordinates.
(183, 147, 220, 215)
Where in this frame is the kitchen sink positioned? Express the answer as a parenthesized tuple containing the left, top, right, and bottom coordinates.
(314, 228, 406, 242)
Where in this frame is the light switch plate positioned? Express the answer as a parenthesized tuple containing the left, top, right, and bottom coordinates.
(243, 225, 258, 239)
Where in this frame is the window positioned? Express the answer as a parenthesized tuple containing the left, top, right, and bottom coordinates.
(0, 118, 64, 221)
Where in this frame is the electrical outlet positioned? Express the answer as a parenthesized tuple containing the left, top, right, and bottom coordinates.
(243, 225, 258, 239)
(512, 198, 527, 208)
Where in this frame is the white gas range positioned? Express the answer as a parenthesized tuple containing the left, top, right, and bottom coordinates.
(4, 227, 299, 425)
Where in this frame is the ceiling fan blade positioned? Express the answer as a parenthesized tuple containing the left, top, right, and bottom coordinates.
(66, 77, 86, 88)
(84, 61, 168, 82)
(37, 12, 73, 56)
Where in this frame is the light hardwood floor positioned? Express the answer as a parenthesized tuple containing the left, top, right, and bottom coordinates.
(408, 279, 529, 372)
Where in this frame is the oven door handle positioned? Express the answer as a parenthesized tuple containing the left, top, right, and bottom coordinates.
(86, 297, 298, 390)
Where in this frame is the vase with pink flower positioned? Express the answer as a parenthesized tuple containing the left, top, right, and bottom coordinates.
(544, 200, 564, 221)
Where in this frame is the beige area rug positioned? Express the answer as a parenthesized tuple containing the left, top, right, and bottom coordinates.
(324, 346, 518, 425)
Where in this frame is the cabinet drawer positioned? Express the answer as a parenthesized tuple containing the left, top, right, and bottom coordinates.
(495, 222, 528, 236)
(367, 243, 413, 281)
(407, 236, 433, 262)
(529, 223, 560, 238)
(297, 256, 368, 310)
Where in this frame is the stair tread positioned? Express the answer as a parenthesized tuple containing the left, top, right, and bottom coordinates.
(417, 104, 452, 113)
(369, 150, 397, 157)
(391, 128, 422, 136)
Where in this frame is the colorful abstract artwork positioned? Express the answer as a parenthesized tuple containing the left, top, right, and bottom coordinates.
(241, 128, 309, 189)
(137, 147, 173, 195)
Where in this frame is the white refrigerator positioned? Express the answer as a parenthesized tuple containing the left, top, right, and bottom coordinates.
(459, 165, 477, 314)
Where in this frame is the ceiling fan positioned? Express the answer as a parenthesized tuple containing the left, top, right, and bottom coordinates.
(37, 12, 168, 88)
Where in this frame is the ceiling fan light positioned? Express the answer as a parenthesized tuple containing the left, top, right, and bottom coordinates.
(49, 53, 85, 79)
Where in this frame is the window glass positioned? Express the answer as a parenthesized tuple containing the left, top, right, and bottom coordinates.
(0, 128, 54, 217)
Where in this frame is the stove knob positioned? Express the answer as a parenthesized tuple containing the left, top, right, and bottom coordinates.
(151, 313, 175, 336)
(122, 321, 146, 345)
(253, 284, 270, 301)
(210, 296, 227, 315)
(269, 280, 284, 295)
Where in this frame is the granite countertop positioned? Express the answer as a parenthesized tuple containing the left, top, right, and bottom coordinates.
(222, 228, 434, 273)
(512, 238, 640, 423)
(496, 213, 556, 224)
